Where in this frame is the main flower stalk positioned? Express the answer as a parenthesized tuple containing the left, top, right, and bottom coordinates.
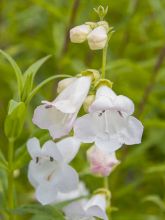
(7, 138, 15, 220)
(102, 41, 108, 79)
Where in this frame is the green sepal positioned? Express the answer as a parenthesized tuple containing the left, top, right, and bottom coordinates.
(95, 79, 113, 89)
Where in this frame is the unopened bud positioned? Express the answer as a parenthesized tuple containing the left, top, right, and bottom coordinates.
(70, 24, 92, 43)
(83, 95, 95, 112)
(87, 26, 107, 50)
(87, 145, 120, 177)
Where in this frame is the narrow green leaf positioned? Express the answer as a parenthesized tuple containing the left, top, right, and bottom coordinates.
(13, 204, 65, 219)
(22, 55, 51, 101)
(0, 49, 23, 99)
(0, 149, 8, 170)
(143, 195, 165, 211)
(5, 100, 26, 139)
(26, 74, 71, 103)
(23, 55, 51, 81)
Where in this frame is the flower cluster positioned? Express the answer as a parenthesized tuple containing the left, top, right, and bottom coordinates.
(27, 6, 144, 219)
(70, 21, 109, 50)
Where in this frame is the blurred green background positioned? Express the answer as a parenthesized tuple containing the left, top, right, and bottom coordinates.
(0, 0, 165, 219)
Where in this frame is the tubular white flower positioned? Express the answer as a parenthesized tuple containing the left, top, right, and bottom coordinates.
(87, 26, 108, 50)
(32, 76, 91, 139)
(70, 24, 92, 43)
(74, 85, 144, 153)
(27, 137, 80, 205)
(87, 145, 120, 176)
(63, 194, 108, 220)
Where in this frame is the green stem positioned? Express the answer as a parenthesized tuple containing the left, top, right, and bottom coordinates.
(8, 138, 15, 220)
(101, 31, 114, 79)
(104, 173, 111, 219)
(101, 42, 108, 79)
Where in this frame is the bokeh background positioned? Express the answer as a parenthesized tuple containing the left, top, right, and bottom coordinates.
(0, 0, 165, 219)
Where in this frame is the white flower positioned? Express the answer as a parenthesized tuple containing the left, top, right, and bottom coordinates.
(33, 76, 91, 139)
(53, 182, 89, 204)
(87, 26, 108, 50)
(63, 194, 108, 220)
(27, 137, 80, 205)
(74, 85, 144, 153)
(87, 145, 120, 176)
(70, 24, 92, 43)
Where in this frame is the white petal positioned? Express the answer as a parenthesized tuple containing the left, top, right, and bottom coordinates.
(114, 95, 134, 116)
(63, 200, 86, 218)
(57, 77, 76, 94)
(121, 116, 144, 145)
(95, 136, 123, 154)
(48, 113, 76, 139)
(56, 137, 81, 163)
(36, 182, 58, 205)
(28, 159, 57, 184)
(54, 76, 91, 114)
(27, 137, 41, 159)
(89, 97, 113, 113)
(85, 195, 108, 220)
(33, 104, 75, 139)
(86, 206, 108, 220)
(42, 140, 62, 162)
(53, 182, 89, 204)
(32, 104, 60, 129)
(56, 164, 79, 193)
(74, 113, 98, 143)
(87, 26, 107, 50)
(85, 194, 106, 211)
(89, 86, 116, 112)
(96, 86, 117, 100)
(28, 161, 39, 188)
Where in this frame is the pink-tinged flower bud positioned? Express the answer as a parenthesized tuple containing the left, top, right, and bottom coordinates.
(70, 24, 92, 43)
(87, 145, 120, 176)
(87, 26, 107, 50)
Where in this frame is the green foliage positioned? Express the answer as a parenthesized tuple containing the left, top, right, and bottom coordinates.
(13, 204, 65, 220)
(0, 0, 165, 220)
(4, 100, 26, 139)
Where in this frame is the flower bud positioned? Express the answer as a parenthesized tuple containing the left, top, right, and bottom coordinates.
(83, 95, 95, 112)
(87, 26, 107, 50)
(70, 24, 92, 43)
(57, 77, 76, 93)
(87, 145, 120, 177)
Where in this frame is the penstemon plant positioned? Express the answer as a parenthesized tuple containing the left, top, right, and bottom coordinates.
(0, 5, 143, 220)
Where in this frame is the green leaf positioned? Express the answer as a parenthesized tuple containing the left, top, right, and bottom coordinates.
(145, 164, 165, 173)
(4, 100, 26, 139)
(14, 144, 30, 169)
(21, 55, 51, 101)
(0, 49, 23, 99)
(143, 195, 165, 211)
(0, 149, 8, 170)
(26, 74, 71, 103)
(13, 204, 65, 219)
